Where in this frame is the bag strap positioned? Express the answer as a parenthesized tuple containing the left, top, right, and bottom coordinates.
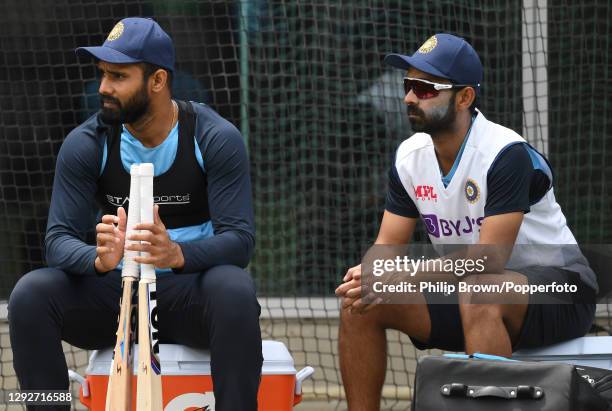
(441, 383, 544, 400)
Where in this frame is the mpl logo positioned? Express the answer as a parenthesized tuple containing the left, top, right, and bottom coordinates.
(422, 214, 484, 238)
(414, 185, 437, 202)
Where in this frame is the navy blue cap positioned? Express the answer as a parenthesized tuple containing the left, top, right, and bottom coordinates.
(76, 17, 175, 72)
(384, 33, 482, 88)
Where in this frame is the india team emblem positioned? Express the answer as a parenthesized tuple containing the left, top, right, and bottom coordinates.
(107, 22, 125, 41)
(418, 36, 438, 54)
(464, 178, 480, 203)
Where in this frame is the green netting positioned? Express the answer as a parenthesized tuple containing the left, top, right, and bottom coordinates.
(0, 0, 610, 409)
(548, 1, 612, 242)
(247, 0, 525, 295)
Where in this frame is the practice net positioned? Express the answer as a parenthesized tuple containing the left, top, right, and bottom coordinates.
(1, 0, 611, 409)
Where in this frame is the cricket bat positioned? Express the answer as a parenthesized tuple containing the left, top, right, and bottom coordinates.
(106, 164, 141, 411)
(136, 163, 163, 411)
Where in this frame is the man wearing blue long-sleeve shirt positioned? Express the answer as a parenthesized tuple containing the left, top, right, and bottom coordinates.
(8, 17, 262, 411)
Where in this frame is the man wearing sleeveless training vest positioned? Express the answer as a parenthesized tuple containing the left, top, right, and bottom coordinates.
(8, 18, 262, 410)
(336, 33, 597, 410)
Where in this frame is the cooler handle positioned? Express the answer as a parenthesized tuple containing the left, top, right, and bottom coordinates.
(294, 366, 315, 397)
(68, 369, 90, 397)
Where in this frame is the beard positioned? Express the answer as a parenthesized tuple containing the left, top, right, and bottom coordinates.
(407, 93, 457, 135)
(99, 82, 150, 125)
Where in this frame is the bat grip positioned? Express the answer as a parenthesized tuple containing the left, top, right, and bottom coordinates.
(139, 163, 156, 280)
(122, 164, 141, 279)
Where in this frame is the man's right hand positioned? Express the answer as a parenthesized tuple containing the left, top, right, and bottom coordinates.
(94, 207, 127, 273)
(335, 264, 362, 307)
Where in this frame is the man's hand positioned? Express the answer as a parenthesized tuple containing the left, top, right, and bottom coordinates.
(128, 205, 185, 269)
(336, 264, 362, 297)
(95, 207, 127, 273)
(335, 264, 377, 314)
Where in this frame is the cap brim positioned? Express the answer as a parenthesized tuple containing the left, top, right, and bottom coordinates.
(384, 53, 450, 81)
(75, 46, 142, 65)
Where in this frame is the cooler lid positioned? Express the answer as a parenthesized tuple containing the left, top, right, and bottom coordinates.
(87, 340, 296, 376)
(514, 336, 612, 358)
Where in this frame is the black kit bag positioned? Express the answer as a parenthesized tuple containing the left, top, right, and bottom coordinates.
(412, 354, 609, 411)
(576, 365, 612, 407)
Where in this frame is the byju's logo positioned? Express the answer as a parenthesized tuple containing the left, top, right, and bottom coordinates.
(421, 214, 484, 238)
(414, 185, 438, 202)
(422, 214, 440, 237)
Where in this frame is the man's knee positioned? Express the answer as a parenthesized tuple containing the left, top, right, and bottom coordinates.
(339, 302, 401, 331)
(8, 268, 66, 329)
(459, 303, 504, 326)
(201, 265, 259, 319)
(9, 268, 63, 313)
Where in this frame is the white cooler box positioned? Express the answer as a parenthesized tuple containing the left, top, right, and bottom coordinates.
(69, 340, 314, 410)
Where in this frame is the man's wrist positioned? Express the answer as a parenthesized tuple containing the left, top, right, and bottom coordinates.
(171, 242, 185, 270)
(94, 256, 109, 274)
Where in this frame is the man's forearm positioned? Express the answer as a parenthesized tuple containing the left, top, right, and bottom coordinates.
(173, 230, 254, 274)
(45, 232, 98, 276)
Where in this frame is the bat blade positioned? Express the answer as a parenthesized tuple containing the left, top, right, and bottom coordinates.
(136, 281, 162, 411)
(136, 163, 163, 411)
(107, 164, 142, 411)
(106, 277, 137, 411)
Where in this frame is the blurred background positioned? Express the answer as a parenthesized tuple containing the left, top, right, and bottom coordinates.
(0, 0, 610, 409)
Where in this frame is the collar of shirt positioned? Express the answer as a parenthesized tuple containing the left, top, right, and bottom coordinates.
(440, 113, 477, 188)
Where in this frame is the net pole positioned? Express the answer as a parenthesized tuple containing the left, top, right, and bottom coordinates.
(522, 0, 549, 155)
(239, 0, 251, 150)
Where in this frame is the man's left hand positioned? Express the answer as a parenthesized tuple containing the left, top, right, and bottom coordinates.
(127, 204, 185, 269)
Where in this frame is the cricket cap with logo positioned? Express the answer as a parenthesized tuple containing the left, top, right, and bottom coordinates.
(384, 33, 482, 91)
(76, 17, 175, 72)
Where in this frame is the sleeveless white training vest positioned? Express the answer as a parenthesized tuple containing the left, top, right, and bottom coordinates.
(394, 111, 596, 290)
